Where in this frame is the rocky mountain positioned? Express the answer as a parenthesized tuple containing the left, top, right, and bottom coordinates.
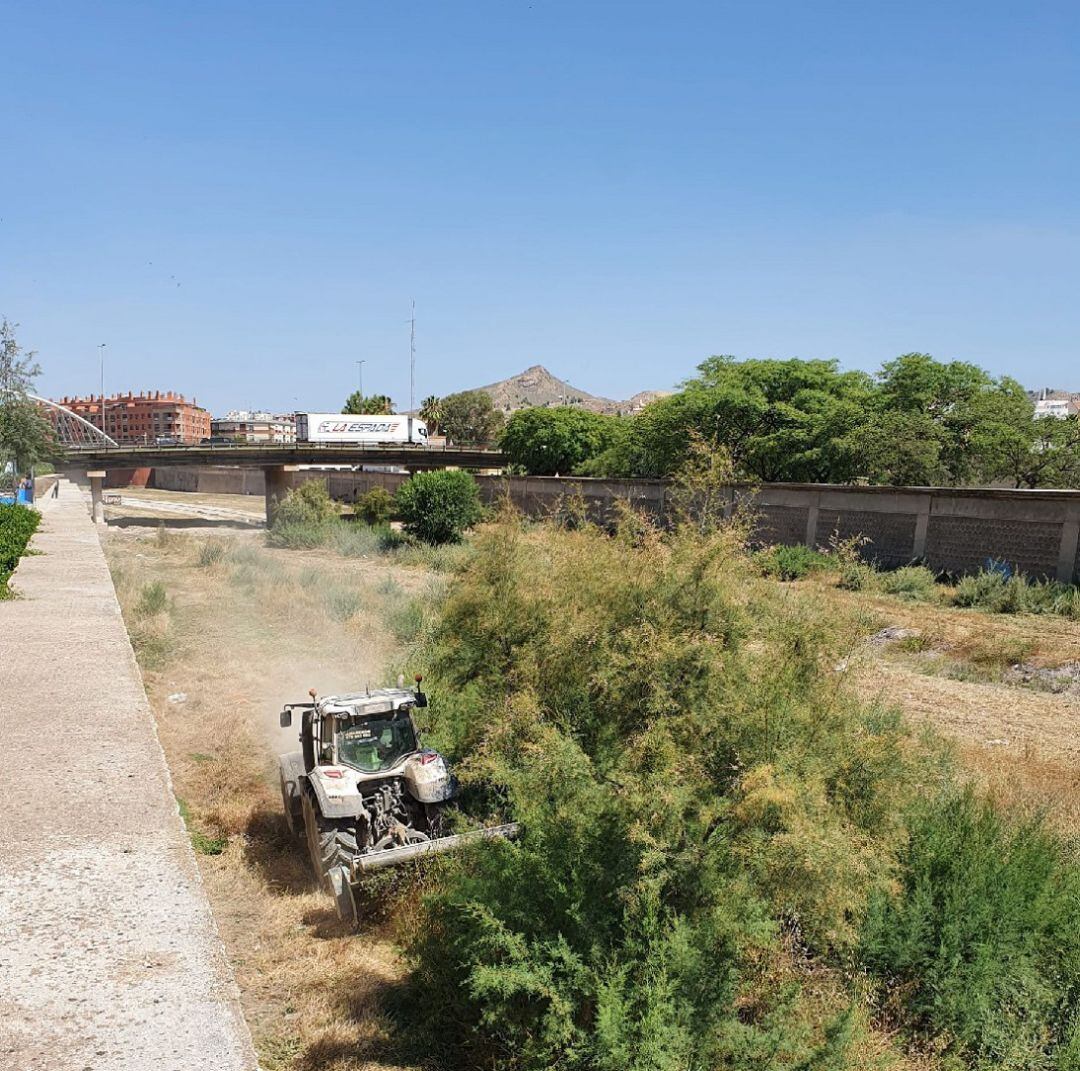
(476, 365, 667, 415)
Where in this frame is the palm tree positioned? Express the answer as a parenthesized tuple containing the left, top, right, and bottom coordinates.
(419, 395, 443, 434)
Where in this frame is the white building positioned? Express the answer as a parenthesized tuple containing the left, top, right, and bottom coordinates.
(1033, 392, 1079, 419)
(211, 410, 297, 443)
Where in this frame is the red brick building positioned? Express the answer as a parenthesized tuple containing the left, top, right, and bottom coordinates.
(53, 391, 212, 444)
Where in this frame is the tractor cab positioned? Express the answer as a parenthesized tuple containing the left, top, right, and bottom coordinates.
(336, 709, 418, 773)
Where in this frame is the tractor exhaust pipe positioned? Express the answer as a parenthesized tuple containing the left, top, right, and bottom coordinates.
(351, 823, 519, 875)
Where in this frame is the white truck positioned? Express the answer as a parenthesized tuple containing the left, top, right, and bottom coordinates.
(295, 413, 428, 445)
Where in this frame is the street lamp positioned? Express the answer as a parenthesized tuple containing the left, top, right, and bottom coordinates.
(97, 344, 107, 433)
(356, 360, 365, 399)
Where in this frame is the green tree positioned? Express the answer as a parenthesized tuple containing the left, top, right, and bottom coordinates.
(998, 414, 1080, 489)
(871, 354, 1040, 486)
(500, 407, 624, 475)
(439, 390, 504, 444)
(342, 392, 394, 415)
(396, 469, 484, 543)
(591, 356, 871, 482)
(0, 319, 55, 481)
(419, 395, 444, 434)
(875, 352, 992, 416)
(850, 410, 949, 486)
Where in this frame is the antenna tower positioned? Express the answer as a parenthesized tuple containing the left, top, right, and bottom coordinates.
(409, 299, 416, 412)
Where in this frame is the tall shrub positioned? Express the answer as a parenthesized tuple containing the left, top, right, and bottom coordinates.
(272, 479, 337, 527)
(861, 790, 1080, 1068)
(404, 506, 923, 1068)
(395, 470, 483, 544)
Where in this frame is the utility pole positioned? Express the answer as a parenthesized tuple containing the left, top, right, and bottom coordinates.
(356, 359, 365, 400)
(409, 299, 416, 412)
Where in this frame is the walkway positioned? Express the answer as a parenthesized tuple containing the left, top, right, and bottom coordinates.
(0, 482, 258, 1071)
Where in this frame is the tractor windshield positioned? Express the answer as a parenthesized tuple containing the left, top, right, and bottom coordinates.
(336, 714, 418, 773)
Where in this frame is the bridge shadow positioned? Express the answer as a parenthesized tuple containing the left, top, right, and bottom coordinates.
(107, 516, 265, 530)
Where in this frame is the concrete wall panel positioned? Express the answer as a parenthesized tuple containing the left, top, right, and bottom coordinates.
(925, 516, 1062, 578)
(814, 509, 918, 567)
(753, 505, 809, 547)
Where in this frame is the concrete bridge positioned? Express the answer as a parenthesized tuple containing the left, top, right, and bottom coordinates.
(65, 442, 507, 524)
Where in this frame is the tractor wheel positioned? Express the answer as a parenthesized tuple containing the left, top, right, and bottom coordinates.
(301, 792, 353, 890)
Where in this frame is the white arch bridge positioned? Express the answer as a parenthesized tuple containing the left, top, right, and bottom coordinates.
(28, 393, 119, 448)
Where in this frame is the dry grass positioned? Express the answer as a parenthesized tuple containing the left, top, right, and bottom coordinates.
(105, 527, 428, 1071)
(794, 575, 1080, 832)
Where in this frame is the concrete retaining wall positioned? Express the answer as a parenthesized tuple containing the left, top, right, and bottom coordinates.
(146, 466, 1080, 582)
(151, 466, 267, 495)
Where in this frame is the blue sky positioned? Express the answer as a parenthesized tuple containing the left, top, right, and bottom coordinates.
(2, 1, 1078, 415)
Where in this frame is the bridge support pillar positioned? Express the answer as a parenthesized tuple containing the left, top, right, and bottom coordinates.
(264, 465, 300, 526)
(87, 471, 106, 525)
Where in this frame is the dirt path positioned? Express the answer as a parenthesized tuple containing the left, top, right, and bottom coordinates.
(0, 482, 257, 1071)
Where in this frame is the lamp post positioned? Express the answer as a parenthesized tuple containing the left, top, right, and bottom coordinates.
(97, 344, 107, 435)
(356, 360, 365, 401)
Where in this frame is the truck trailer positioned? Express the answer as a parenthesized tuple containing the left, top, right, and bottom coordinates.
(295, 413, 428, 445)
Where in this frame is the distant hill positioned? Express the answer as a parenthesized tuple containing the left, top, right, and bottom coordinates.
(475, 364, 668, 415)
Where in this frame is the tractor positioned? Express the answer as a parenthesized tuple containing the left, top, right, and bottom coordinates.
(278, 678, 515, 924)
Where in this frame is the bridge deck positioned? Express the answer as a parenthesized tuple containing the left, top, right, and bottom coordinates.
(68, 442, 507, 469)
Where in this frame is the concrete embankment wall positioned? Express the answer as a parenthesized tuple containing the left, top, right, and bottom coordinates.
(147, 465, 1080, 582)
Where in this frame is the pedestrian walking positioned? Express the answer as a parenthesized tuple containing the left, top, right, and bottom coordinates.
(52, 479, 59, 499)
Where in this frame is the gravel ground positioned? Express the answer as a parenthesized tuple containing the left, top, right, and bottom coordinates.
(0, 482, 258, 1071)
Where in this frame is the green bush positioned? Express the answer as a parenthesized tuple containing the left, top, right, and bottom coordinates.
(951, 568, 1080, 618)
(878, 565, 939, 601)
(266, 520, 336, 550)
(0, 503, 40, 595)
(356, 486, 395, 525)
(1049, 585, 1080, 619)
(953, 569, 1022, 613)
(378, 527, 410, 552)
(395, 470, 483, 545)
(403, 509, 924, 1068)
(135, 581, 168, 616)
(330, 522, 385, 557)
(197, 539, 227, 567)
(271, 479, 338, 528)
(755, 543, 830, 581)
(382, 596, 426, 643)
(321, 586, 364, 622)
(836, 559, 878, 591)
(861, 790, 1080, 1068)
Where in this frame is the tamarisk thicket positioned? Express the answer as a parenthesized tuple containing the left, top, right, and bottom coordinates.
(397, 491, 1080, 1070)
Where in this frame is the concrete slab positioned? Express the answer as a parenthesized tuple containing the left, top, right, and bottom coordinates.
(0, 481, 258, 1071)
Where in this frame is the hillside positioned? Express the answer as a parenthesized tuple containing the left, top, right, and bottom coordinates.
(476, 364, 667, 414)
